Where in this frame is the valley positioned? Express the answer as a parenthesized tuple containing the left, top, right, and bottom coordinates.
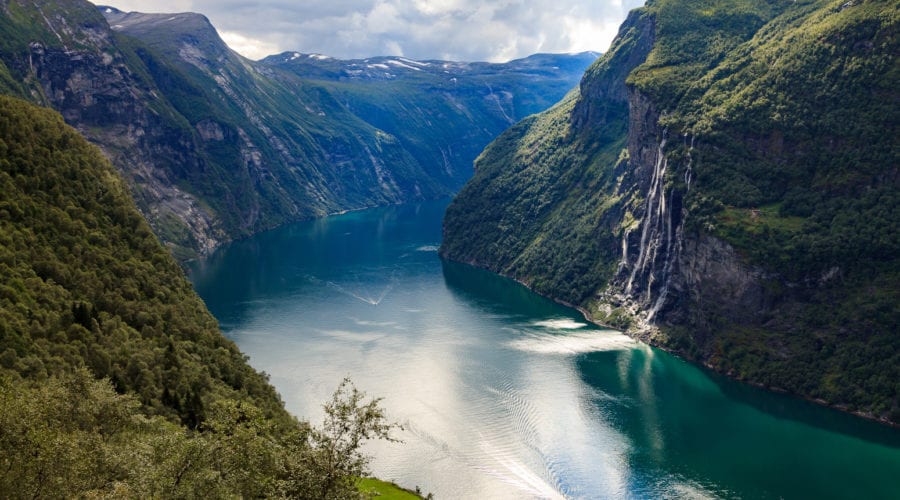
(1, 0, 898, 497)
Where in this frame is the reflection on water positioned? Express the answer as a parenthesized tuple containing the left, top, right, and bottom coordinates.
(190, 200, 900, 499)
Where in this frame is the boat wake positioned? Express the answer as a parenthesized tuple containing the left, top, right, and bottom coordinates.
(508, 330, 636, 355)
(532, 319, 588, 330)
(322, 272, 397, 305)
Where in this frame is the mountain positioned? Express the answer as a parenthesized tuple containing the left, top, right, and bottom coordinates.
(0, 0, 593, 260)
(0, 94, 403, 499)
(0, 92, 287, 426)
(441, 0, 899, 424)
(263, 51, 600, 190)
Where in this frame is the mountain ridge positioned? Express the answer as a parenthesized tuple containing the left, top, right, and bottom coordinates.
(0, 0, 594, 259)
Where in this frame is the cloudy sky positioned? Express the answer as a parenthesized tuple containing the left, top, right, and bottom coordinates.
(97, 0, 646, 62)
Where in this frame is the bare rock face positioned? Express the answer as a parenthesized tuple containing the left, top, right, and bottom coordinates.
(675, 234, 769, 326)
(572, 9, 655, 131)
(12, 4, 226, 258)
(195, 120, 225, 142)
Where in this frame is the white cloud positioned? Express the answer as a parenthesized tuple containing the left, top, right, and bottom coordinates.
(218, 31, 281, 60)
(562, 16, 623, 55)
(365, 2, 392, 33)
(96, 0, 647, 61)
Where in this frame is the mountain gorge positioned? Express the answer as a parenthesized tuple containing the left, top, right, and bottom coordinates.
(264, 50, 599, 191)
(442, 0, 899, 423)
(0, 0, 593, 259)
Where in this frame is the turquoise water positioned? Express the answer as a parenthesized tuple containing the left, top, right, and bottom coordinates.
(190, 200, 900, 499)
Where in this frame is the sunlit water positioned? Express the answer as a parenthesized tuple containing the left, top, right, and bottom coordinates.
(190, 200, 900, 499)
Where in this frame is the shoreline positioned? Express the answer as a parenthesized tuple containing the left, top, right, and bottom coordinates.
(442, 255, 899, 430)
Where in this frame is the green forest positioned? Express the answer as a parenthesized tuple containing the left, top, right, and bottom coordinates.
(0, 95, 404, 498)
(442, 0, 899, 422)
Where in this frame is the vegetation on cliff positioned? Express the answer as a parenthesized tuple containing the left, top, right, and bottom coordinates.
(442, 0, 898, 422)
(0, 95, 400, 497)
(0, 0, 592, 259)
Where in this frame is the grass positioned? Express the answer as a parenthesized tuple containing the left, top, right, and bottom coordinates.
(356, 478, 425, 499)
(716, 202, 806, 235)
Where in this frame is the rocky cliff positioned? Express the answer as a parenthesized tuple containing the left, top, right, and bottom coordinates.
(0, 0, 593, 259)
(442, 0, 898, 423)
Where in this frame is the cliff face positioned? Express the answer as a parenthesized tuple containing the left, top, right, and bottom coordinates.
(0, 1, 593, 260)
(442, 0, 898, 423)
(1, 0, 225, 257)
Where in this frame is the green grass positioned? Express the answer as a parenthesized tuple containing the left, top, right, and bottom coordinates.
(356, 478, 425, 499)
(717, 203, 806, 234)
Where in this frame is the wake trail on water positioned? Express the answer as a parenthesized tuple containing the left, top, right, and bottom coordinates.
(402, 415, 565, 500)
(316, 270, 398, 305)
(508, 330, 636, 355)
(532, 318, 588, 330)
(477, 439, 566, 500)
(327, 281, 393, 305)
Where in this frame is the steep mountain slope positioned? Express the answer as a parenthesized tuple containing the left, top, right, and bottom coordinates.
(0, 94, 287, 425)
(0, 94, 401, 499)
(442, 0, 899, 423)
(264, 51, 600, 189)
(0, 0, 435, 259)
(0, 1, 592, 260)
(1, 0, 223, 258)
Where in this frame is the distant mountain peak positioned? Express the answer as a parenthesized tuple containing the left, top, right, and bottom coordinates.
(100, 7, 234, 67)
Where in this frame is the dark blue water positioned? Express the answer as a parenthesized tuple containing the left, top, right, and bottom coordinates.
(190, 200, 900, 499)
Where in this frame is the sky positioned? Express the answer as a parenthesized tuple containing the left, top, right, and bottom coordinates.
(96, 0, 646, 62)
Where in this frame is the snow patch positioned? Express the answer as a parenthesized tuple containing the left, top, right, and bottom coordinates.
(386, 59, 421, 71)
(397, 57, 429, 67)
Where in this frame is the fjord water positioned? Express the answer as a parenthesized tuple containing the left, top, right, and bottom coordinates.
(190, 200, 900, 499)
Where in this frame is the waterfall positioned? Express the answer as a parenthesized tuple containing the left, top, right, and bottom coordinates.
(626, 132, 668, 294)
(619, 228, 632, 270)
(622, 128, 686, 323)
(648, 223, 680, 321)
(683, 134, 695, 191)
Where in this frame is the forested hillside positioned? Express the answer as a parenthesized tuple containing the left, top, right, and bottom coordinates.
(442, 0, 899, 423)
(0, 95, 398, 498)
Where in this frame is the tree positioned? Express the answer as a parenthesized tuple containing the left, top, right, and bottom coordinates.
(276, 378, 402, 499)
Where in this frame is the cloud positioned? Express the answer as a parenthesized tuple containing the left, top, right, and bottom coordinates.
(218, 31, 281, 60)
(97, 0, 646, 61)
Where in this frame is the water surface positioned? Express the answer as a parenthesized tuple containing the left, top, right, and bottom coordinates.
(190, 200, 900, 499)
